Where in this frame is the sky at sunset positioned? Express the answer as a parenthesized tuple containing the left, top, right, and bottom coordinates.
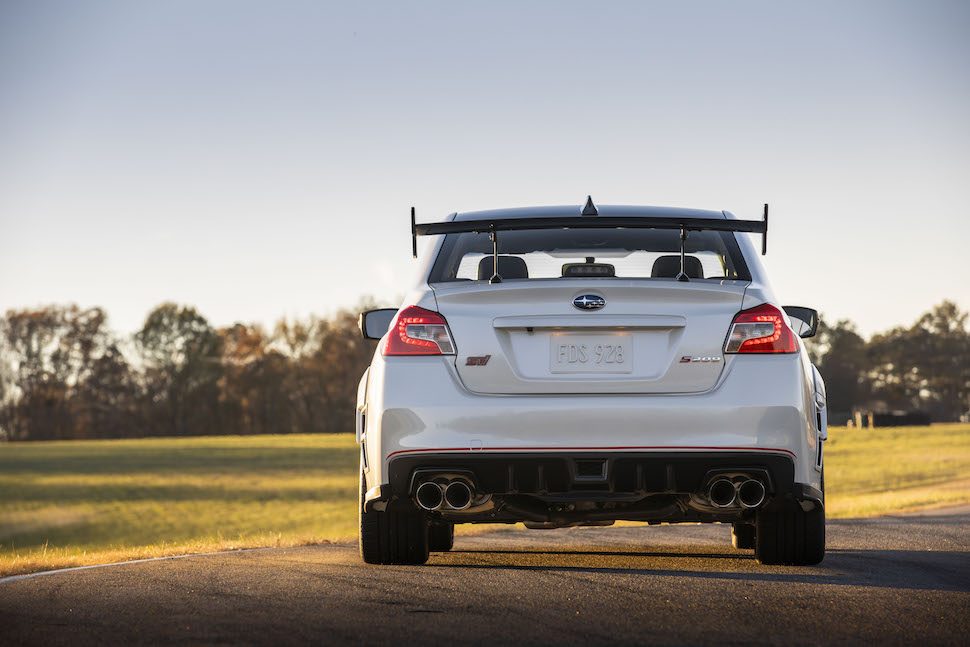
(2, 1, 968, 336)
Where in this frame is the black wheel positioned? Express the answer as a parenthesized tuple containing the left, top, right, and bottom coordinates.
(428, 522, 455, 552)
(755, 501, 825, 566)
(731, 522, 756, 550)
(359, 467, 429, 565)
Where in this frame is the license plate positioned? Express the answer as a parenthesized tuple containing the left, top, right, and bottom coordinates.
(550, 333, 633, 374)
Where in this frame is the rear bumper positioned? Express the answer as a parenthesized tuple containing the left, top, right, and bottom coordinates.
(367, 450, 822, 523)
(361, 352, 822, 497)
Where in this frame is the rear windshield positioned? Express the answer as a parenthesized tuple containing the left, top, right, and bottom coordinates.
(429, 228, 751, 282)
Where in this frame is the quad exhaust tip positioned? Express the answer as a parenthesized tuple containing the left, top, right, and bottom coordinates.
(444, 481, 473, 510)
(708, 478, 737, 508)
(737, 479, 766, 508)
(415, 481, 444, 511)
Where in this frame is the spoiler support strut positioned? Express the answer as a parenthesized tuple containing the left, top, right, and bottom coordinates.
(489, 228, 501, 284)
(676, 227, 690, 282)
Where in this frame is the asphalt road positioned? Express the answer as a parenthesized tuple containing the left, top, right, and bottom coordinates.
(2, 509, 969, 646)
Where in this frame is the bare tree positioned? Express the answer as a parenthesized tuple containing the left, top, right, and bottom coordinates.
(1, 305, 115, 439)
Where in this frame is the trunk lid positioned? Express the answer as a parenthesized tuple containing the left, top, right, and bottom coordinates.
(432, 279, 746, 395)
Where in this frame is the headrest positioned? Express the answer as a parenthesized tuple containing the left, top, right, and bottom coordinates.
(477, 255, 529, 280)
(651, 255, 704, 279)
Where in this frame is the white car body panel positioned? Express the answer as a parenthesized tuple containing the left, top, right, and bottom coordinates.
(436, 280, 748, 394)
(361, 339, 821, 497)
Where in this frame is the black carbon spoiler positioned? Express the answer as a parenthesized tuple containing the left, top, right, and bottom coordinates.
(410, 199, 769, 283)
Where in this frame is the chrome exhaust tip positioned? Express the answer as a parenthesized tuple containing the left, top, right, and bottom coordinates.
(708, 478, 737, 508)
(443, 480, 473, 511)
(415, 481, 444, 511)
(737, 479, 767, 508)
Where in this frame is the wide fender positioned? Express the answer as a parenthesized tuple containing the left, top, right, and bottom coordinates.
(811, 364, 827, 441)
(356, 368, 369, 444)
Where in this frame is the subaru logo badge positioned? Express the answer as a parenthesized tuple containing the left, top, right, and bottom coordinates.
(573, 294, 605, 311)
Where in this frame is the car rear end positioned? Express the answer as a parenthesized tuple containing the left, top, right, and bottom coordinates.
(358, 204, 826, 566)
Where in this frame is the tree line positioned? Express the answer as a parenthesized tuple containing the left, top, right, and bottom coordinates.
(0, 302, 379, 441)
(807, 300, 969, 421)
(0, 299, 967, 441)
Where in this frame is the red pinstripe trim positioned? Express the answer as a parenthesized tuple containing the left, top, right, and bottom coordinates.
(386, 445, 797, 460)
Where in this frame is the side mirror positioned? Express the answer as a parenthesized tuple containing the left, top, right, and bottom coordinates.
(359, 308, 397, 340)
(783, 306, 819, 338)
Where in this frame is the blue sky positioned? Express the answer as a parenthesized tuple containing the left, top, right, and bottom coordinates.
(1, 1, 968, 336)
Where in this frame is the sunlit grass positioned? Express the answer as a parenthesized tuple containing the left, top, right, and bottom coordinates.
(1, 424, 968, 576)
(0, 434, 359, 576)
(824, 422, 970, 517)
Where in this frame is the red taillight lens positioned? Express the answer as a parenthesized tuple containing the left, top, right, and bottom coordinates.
(383, 306, 456, 356)
(725, 303, 798, 354)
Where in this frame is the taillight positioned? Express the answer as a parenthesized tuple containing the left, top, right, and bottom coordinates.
(724, 303, 798, 354)
(383, 306, 456, 356)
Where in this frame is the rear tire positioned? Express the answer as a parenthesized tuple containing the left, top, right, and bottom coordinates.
(359, 468, 430, 565)
(731, 522, 756, 550)
(428, 522, 455, 552)
(755, 501, 825, 565)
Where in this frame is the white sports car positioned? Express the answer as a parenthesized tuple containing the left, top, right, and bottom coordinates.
(356, 198, 826, 566)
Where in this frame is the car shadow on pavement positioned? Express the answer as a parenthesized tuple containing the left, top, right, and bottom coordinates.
(452, 549, 751, 560)
(438, 548, 970, 593)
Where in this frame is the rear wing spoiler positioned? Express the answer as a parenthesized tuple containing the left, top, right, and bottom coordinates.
(411, 199, 769, 283)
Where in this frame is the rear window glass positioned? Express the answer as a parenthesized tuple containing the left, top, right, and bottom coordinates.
(429, 228, 751, 282)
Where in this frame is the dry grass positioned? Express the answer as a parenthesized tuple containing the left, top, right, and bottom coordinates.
(0, 434, 358, 576)
(2, 423, 968, 576)
(824, 422, 970, 518)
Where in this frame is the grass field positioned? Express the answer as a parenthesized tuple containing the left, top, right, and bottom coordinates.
(0, 435, 358, 577)
(823, 423, 970, 517)
(2, 424, 969, 576)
